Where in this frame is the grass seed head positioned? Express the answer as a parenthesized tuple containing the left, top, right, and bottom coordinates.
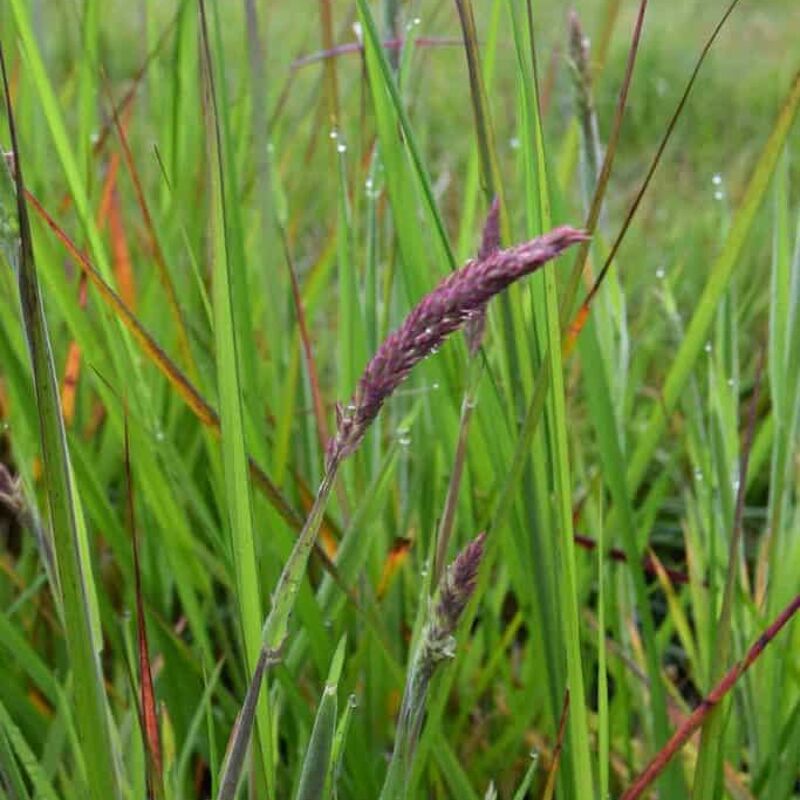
(327, 225, 588, 466)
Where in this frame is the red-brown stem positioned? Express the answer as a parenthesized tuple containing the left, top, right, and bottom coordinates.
(620, 593, 800, 800)
(573, 533, 693, 586)
(124, 418, 163, 789)
(542, 690, 571, 800)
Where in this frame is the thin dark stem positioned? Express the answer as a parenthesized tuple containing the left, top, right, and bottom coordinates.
(561, 0, 648, 323)
(542, 690, 571, 800)
(581, 0, 743, 313)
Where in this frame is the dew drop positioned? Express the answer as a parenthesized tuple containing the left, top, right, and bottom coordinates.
(337, 142, 347, 154)
(655, 267, 665, 280)
(714, 190, 724, 201)
(329, 129, 339, 139)
(712, 173, 723, 185)
(694, 468, 704, 482)
(509, 137, 520, 150)
(397, 427, 411, 446)
(154, 429, 165, 443)
(727, 377, 735, 388)
(704, 341, 712, 354)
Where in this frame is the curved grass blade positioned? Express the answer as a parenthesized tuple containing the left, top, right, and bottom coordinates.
(293, 636, 346, 800)
(0, 44, 121, 800)
(0, 699, 59, 800)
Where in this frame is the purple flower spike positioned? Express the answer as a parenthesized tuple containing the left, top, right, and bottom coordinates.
(327, 225, 588, 466)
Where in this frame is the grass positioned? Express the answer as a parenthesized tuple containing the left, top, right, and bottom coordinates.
(0, 1, 799, 799)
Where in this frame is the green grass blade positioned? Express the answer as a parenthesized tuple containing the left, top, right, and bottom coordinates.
(198, 1, 273, 792)
(626, 69, 800, 492)
(0, 50, 121, 800)
(505, 2, 593, 794)
(293, 636, 346, 800)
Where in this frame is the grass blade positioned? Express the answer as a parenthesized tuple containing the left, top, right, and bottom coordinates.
(0, 44, 121, 800)
(198, 0, 274, 793)
(293, 636, 346, 800)
(626, 68, 800, 491)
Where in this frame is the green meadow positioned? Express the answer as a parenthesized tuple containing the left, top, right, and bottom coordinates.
(0, 1, 798, 798)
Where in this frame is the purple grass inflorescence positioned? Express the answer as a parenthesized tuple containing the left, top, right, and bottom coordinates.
(426, 531, 486, 660)
(327, 224, 588, 466)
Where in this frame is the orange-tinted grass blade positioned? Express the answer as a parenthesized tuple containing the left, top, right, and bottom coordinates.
(541, 690, 570, 800)
(62, 146, 125, 428)
(376, 538, 412, 600)
(25, 191, 359, 598)
(124, 416, 163, 798)
(101, 76, 195, 376)
(61, 274, 88, 427)
(27, 189, 218, 425)
(25, 191, 305, 518)
(319, 527, 338, 559)
(82, 400, 107, 441)
(97, 152, 122, 231)
(108, 188, 137, 309)
(61, 342, 82, 427)
(563, 301, 590, 358)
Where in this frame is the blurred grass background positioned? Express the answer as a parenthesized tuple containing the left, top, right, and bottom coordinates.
(0, 0, 798, 798)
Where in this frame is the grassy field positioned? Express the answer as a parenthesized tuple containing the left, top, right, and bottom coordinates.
(0, 1, 798, 798)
